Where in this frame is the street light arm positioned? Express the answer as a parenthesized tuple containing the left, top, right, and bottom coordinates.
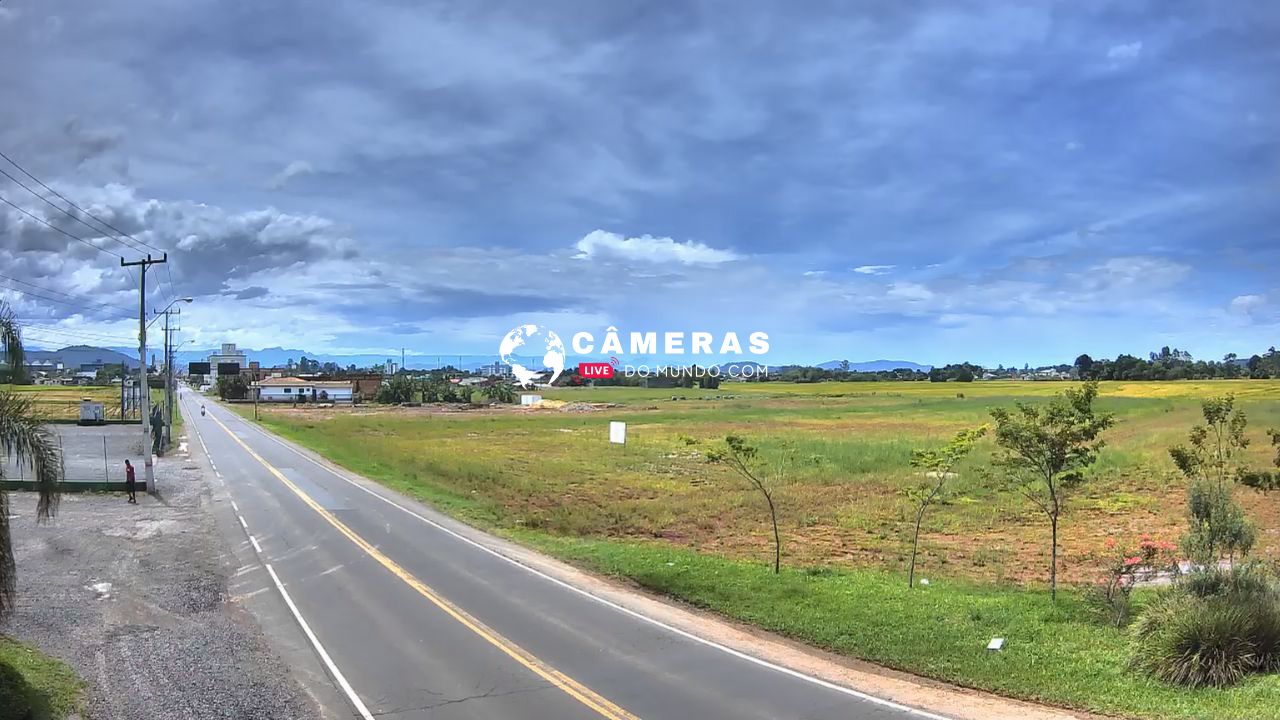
(146, 297, 194, 328)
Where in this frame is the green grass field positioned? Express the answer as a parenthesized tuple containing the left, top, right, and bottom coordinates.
(0, 636, 83, 719)
(234, 380, 1280, 719)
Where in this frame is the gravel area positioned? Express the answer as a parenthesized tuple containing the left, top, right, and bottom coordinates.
(3, 430, 321, 720)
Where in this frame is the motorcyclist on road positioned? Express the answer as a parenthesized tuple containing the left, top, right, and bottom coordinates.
(200, 403, 206, 416)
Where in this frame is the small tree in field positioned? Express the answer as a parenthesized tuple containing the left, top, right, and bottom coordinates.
(905, 426, 987, 588)
(710, 436, 783, 574)
(990, 381, 1114, 601)
(1170, 395, 1256, 566)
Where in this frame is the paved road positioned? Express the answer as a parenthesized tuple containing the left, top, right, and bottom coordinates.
(180, 389, 946, 720)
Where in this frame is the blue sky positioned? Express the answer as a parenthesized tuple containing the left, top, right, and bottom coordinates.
(0, 1, 1276, 366)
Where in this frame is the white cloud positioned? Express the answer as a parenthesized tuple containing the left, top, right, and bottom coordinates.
(1090, 256, 1188, 290)
(853, 264, 895, 275)
(886, 282, 935, 303)
(1064, 140, 1082, 151)
(268, 160, 314, 189)
(803, 270, 828, 277)
(1107, 41, 1142, 60)
(1229, 294, 1266, 315)
(573, 229, 739, 265)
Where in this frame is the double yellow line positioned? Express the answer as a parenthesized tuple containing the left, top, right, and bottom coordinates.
(208, 413, 641, 720)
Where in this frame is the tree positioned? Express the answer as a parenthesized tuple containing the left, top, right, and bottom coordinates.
(95, 363, 126, 384)
(0, 302, 62, 618)
(711, 436, 784, 573)
(215, 374, 248, 400)
(990, 381, 1115, 600)
(0, 304, 25, 385)
(375, 375, 415, 404)
(905, 426, 987, 588)
(1170, 396, 1255, 566)
(1074, 354, 1094, 379)
(481, 382, 515, 404)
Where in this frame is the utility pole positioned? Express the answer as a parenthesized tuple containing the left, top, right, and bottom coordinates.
(122, 253, 166, 494)
(154, 307, 181, 448)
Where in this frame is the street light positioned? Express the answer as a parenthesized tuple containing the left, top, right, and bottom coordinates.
(148, 297, 194, 328)
(151, 297, 195, 451)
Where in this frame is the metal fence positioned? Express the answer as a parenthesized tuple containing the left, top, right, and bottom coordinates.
(2, 424, 150, 488)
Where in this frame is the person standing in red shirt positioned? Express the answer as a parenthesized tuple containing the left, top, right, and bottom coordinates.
(124, 459, 137, 504)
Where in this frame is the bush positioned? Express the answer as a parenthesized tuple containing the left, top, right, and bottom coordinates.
(1086, 535, 1178, 627)
(1183, 563, 1272, 600)
(1130, 569, 1280, 687)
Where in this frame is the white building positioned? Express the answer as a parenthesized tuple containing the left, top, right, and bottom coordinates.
(208, 343, 248, 377)
(256, 377, 353, 403)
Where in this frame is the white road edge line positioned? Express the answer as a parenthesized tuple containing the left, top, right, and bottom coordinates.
(182, 393, 375, 720)
(233, 403, 951, 720)
(266, 564, 376, 720)
(230, 500, 240, 512)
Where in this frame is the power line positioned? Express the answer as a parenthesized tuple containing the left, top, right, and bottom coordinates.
(0, 283, 131, 318)
(0, 191, 125, 260)
(0, 150, 164, 254)
(0, 272, 132, 314)
(20, 322, 136, 344)
(0, 150, 176, 297)
(0, 164, 150, 256)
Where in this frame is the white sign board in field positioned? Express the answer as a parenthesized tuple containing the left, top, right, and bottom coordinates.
(609, 421, 626, 445)
(520, 394, 542, 406)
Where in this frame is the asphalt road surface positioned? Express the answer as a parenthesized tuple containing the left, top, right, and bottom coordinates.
(180, 389, 948, 720)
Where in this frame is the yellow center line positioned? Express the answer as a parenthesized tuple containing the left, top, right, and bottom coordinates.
(207, 412, 641, 720)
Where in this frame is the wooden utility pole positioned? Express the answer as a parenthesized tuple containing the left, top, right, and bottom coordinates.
(121, 253, 166, 493)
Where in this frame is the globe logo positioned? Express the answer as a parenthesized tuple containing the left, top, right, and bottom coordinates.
(498, 324, 565, 387)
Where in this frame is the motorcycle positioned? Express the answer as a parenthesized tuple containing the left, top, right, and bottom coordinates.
(200, 405, 206, 417)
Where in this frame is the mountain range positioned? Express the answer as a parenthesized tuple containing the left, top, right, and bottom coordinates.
(815, 359, 933, 372)
(25, 344, 932, 373)
(27, 345, 139, 370)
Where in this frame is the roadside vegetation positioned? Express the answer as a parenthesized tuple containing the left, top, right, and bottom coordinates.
(232, 379, 1280, 718)
(0, 304, 78, 719)
(0, 636, 83, 720)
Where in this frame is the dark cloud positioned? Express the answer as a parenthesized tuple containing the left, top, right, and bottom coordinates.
(0, 1, 1275, 363)
(231, 286, 270, 300)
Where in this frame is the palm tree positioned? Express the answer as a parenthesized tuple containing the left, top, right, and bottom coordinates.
(0, 301, 62, 619)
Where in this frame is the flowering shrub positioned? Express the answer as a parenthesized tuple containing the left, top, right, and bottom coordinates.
(1089, 534, 1179, 626)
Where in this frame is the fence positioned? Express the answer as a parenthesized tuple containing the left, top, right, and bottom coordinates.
(1, 424, 151, 491)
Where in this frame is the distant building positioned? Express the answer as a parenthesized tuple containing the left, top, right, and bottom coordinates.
(24, 359, 64, 373)
(208, 343, 248, 378)
(475, 361, 512, 378)
(255, 376, 353, 403)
